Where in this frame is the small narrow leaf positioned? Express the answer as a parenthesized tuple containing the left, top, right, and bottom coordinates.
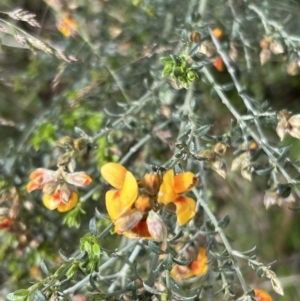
(218, 215, 230, 229)
(193, 125, 212, 137)
(35, 291, 46, 301)
(13, 290, 30, 297)
(148, 241, 164, 255)
(89, 274, 102, 292)
(59, 249, 69, 261)
(170, 277, 181, 292)
(172, 258, 191, 266)
(255, 166, 274, 176)
(256, 267, 265, 278)
(40, 260, 50, 276)
(277, 184, 291, 198)
(89, 217, 97, 236)
(143, 282, 162, 294)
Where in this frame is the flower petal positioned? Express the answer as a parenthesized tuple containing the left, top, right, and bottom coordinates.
(123, 220, 152, 239)
(0, 217, 12, 229)
(105, 190, 123, 221)
(43, 193, 61, 210)
(190, 247, 208, 277)
(27, 168, 57, 192)
(119, 170, 138, 212)
(174, 172, 198, 194)
(171, 247, 208, 280)
(27, 180, 42, 192)
(174, 196, 196, 226)
(64, 172, 92, 187)
(171, 264, 194, 280)
(134, 194, 154, 212)
(114, 209, 144, 234)
(101, 163, 127, 189)
(254, 289, 273, 301)
(157, 169, 176, 205)
(57, 191, 78, 212)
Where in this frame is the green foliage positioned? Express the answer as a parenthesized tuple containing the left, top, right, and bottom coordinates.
(161, 54, 198, 88)
(30, 122, 57, 150)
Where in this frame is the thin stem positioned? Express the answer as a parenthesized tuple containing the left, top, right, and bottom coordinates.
(192, 188, 249, 293)
(108, 244, 142, 292)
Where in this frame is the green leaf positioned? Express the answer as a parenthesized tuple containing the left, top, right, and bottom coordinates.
(256, 267, 265, 278)
(59, 249, 69, 261)
(12, 290, 29, 297)
(148, 241, 164, 255)
(89, 217, 97, 236)
(189, 43, 201, 57)
(89, 274, 102, 292)
(193, 124, 212, 137)
(249, 149, 263, 162)
(92, 242, 101, 256)
(143, 282, 161, 294)
(160, 56, 174, 63)
(164, 254, 173, 271)
(172, 258, 191, 266)
(6, 293, 26, 301)
(277, 145, 292, 162)
(40, 260, 50, 276)
(35, 291, 46, 301)
(218, 215, 230, 229)
(76, 251, 88, 261)
(277, 183, 291, 198)
(170, 277, 181, 292)
(255, 166, 274, 176)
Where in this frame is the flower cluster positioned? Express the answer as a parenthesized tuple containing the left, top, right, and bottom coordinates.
(100, 163, 198, 240)
(27, 168, 92, 212)
(276, 109, 300, 141)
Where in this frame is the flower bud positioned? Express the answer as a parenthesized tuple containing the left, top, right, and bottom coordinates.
(213, 142, 227, 155)
(211, 157, 227, 179)
(190, 31, 201, 43)
(140, 173, 162, 196)
(73, 138, 88, 152)
(56, 136, 74, 149)
(146, 210, 167, 242)
(212, 27, 224, 39)
(198, 150, 215, 162)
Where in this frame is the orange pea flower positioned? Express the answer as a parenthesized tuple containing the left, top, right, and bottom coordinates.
(56, 14, 78, 37)
(101, 163, 153, 239)
(171, 247, 208, 279)
(254, 289, 273, 301)
(101, 163, 169, 241)
(27, 168, 92, 212)
(0, 217, 13, 229)
(213, 56, 225, 72)
(158, 169, 197, 225)
(101, 163, 138, 221)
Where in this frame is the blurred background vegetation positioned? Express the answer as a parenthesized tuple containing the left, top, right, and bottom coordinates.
(1, 0, 300, 300)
